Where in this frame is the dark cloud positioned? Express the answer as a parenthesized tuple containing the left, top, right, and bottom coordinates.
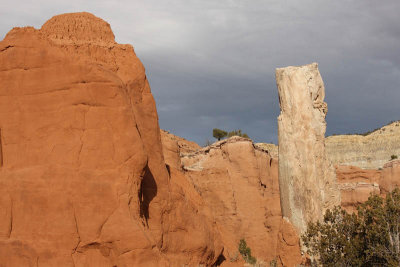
(1, 1, 399, 144)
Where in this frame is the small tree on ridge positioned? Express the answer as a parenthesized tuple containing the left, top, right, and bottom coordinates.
(213, 128, 227, 141)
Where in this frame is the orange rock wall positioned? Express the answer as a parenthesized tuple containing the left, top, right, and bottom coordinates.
(336, 161, 400, 212)
(161, 134, 302, 266)
(0, 12, 222, 266)
(336, 166, 381, 212)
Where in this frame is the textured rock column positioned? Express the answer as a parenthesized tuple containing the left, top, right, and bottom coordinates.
(276, 63, 340, 233)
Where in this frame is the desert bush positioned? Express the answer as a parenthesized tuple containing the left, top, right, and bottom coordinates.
(391, 155, 398, 160)
(213, 128, 250, 141)
(302, 188, 400, 266)
(238, 239, 257, 265)
(227, 129, 250, 139)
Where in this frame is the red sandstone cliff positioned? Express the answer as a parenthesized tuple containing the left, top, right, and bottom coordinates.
(0, 12, 223, 266)
(336, 160, 400, 212)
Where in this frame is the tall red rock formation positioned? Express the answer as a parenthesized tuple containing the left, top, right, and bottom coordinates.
(0, 12, 222, 266)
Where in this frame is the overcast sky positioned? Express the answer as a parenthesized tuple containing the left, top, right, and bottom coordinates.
(1, 1, 399, 145)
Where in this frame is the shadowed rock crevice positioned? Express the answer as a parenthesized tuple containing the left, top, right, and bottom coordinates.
(213, 252, 226, 266)
(139, 165, 157, 225)
(9, 199, 13, 239)
(0, 45, 13, 52)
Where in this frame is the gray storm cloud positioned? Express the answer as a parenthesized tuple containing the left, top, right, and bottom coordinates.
(1, 0, 399, 144)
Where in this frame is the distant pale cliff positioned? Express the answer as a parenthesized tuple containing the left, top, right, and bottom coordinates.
(325, 121, 400, 169)
(258, 121, 400, 170)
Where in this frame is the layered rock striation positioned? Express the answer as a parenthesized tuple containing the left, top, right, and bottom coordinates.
(257, 121, 400, 170)
(336, 159, 400, 212)
(335, 165, 381, 212)
(276, 63, 340, 233)
(326, 121, 400, 169)
(0, 12, 222, 266)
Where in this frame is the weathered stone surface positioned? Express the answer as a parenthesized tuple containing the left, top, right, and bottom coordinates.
(169, 136, 302, 266)
(160, 129, 201, 170)
(335, 165, 381, 185)
(326, 121, 400, 169)
(0, 12, 222, 266)
(381, 159, 400, 194)
(276, 63, 340, 233)
(254, 143, 278, 159)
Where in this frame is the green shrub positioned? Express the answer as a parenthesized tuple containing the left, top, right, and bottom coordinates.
(391, 155, 398, 160)
(213, 128, 250, 141)
(302, 188, 400, 266)
(238, 239, 257, 264)
(227, 129, 250, 139)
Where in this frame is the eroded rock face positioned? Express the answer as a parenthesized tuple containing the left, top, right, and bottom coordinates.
(336, 161, 400, 212)
(276, 63, 340, 233)
(335, 165, 381, 212)
(160, 130, 201, 170)
(254, 143, 278, 159)
(0, 12, 222, 266)
(161, 134, 302, 266)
